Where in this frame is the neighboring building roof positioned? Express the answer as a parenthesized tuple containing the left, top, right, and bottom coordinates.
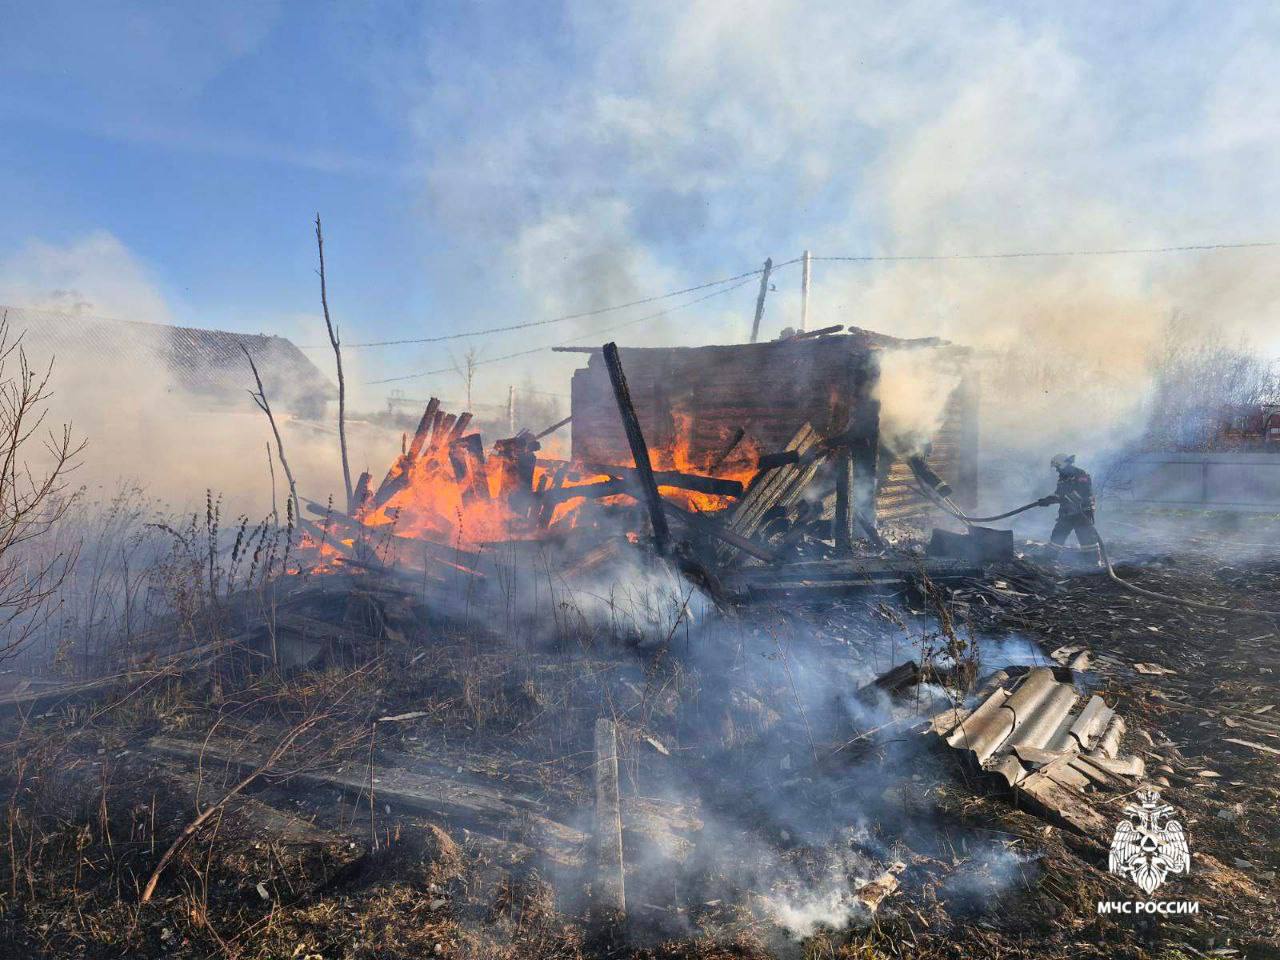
(1, 305, 334, 417)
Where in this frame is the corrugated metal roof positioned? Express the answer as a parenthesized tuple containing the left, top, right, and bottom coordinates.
(2, 305, 334, 415)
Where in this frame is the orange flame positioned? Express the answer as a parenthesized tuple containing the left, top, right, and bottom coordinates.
(340, 403, 760, 551)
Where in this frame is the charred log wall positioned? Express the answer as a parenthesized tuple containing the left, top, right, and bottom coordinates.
(570, 337, 880, 467)
(570, 331, 978, 523)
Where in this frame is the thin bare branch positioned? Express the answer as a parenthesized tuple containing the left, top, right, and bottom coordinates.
(315, 214, 353, 510)
(240, 345, 298, 522)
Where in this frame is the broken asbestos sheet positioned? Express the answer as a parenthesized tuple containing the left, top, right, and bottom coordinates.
(928, 666, 1145, 838)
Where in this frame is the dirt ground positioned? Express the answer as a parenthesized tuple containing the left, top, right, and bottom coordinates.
(1, 514, 1278, 959)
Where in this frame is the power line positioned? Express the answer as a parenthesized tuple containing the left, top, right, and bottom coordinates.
(330, 237, 1279, 380)
(365, 276, 755, 385)
(315, 261, 796, 350)
(811, 239, 1280, 263)
(317, 238, 1279, 354)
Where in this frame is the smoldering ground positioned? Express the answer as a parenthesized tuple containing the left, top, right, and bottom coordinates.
(454, 541, 1048, 947)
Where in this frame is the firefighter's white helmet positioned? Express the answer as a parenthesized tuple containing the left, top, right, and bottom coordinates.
(1050, 453, 1075, 471)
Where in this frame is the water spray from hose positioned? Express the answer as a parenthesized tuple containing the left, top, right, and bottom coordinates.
(904, 459, 1280, 618)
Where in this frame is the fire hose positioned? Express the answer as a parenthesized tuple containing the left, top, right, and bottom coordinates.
(910, 478, 1280, 618)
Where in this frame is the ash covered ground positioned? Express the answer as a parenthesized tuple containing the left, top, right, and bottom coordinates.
(1, 506, 1277, 960)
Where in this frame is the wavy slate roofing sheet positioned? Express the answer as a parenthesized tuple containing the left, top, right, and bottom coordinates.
(931, 665, 1144, 837)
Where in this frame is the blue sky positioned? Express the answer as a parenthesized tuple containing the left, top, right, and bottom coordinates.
(2, 1, 1279, 409)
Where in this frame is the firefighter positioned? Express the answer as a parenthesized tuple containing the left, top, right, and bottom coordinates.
(1038, 453, 1099, 549)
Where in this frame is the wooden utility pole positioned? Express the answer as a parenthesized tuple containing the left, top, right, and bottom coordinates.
(749, 257, 773, 343)
(799, 249, 811, 332)
(507, 385, 515, 435)
(601, 342, 670, 553)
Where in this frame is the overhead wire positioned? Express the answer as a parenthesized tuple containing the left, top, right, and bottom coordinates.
(811, 239, 1280, 263)
(312, 237, 1278, 355)
(365, 275, 759, 385)
(341, 235, 1276, 385)
(310, 259, 798, 350)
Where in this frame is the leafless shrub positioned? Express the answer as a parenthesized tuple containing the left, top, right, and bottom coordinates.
(0, 313, 84, 663)
(1142, 310, 1280, 450)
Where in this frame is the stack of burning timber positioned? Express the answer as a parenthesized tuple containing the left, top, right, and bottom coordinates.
(296, 340, 982, 604)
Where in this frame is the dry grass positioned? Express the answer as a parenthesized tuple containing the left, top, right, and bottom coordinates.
(1, 492, 1275, 958)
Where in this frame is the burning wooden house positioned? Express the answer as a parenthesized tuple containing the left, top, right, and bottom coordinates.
(564, 326, 979, 531)
(316, 325, 980, 600)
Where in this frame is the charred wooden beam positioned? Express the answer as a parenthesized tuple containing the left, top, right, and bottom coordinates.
(665, 503, 781, 563)
(406, 398, 441, 460)
(789, 323, 844, 340)
(833, 447, 855, 554)
(535, 415, 572, 440)
(349, 471, 372, 516)
(494, 430, 540, 517)
(433, 413, 458, 453)
(426, 409, 447, 451)
(541, 478, 628, 505)
(848, 400, 881, 531)
(369, 463, 410, 511)
(453, 434, 490, 502)
(535, 459, 743, 497)
(302, 499, 483, 570)
(601, 342, 669, 552)
(536, 462, 571, 527)
(755, 449, 801, 471)
(855, 660, 922, 704)
(754, 440, 834, 472)
(709, 427, 746, 472)
(447, 412, 473, 444)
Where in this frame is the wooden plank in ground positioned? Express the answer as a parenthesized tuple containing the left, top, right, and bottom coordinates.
(1016, 764, 1110, 839)
(592, 718, 626, 925)
(147, 736, 586, 867)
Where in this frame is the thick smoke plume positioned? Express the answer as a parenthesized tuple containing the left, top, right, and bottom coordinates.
(873, 347, 962, 456)
(6, 311, 396, 518)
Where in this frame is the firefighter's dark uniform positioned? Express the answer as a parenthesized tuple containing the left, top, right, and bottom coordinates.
(1048, 464, 1098, 547)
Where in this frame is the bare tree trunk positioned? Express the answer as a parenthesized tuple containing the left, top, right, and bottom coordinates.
(315, 214, 353, 511)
